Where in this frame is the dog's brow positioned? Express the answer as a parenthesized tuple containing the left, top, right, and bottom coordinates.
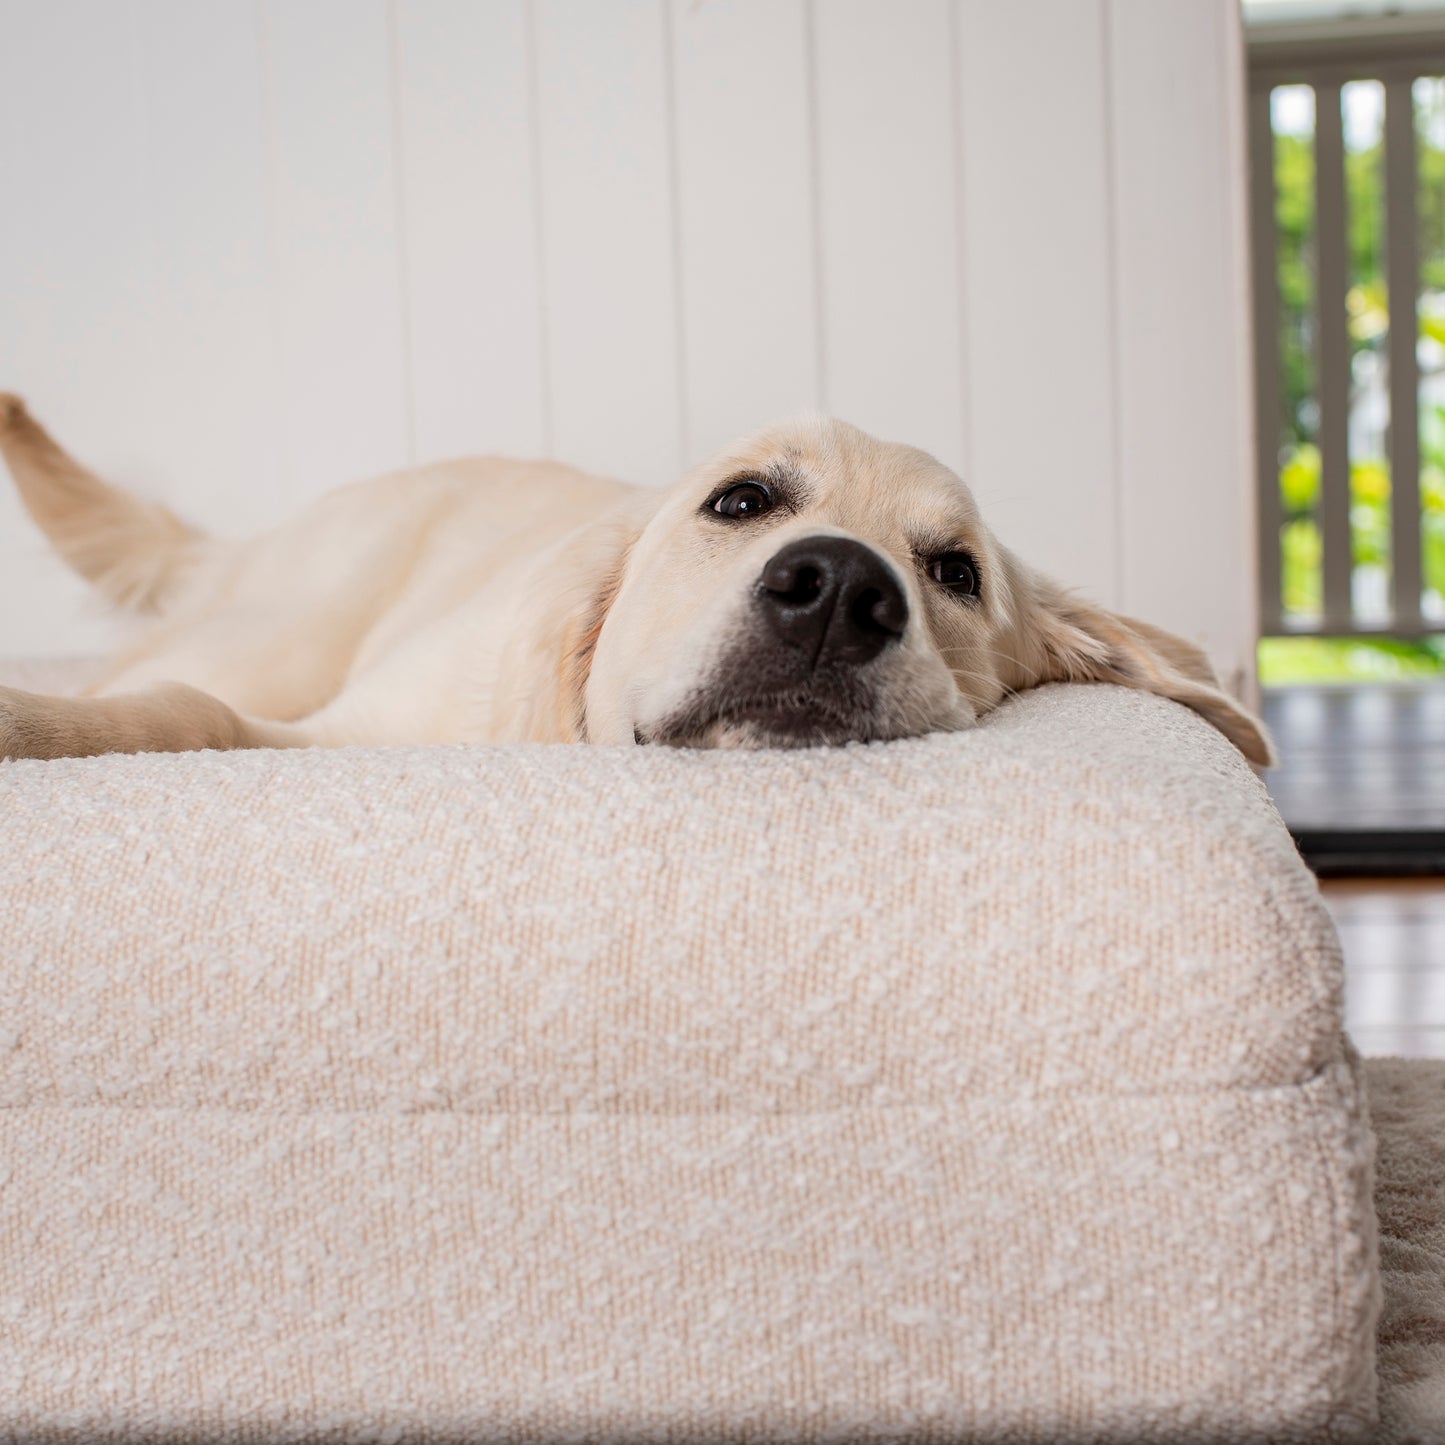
(768, 457, 809, 499)
(911, 524, 976, 559)
(760, 456, 805, 486)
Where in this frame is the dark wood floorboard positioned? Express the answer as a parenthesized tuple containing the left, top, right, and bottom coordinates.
(1263, 684, 1445, 832)
(1268, 686, 1445, 1049)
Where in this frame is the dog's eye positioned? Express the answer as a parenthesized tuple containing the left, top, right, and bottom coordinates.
(711, 480, 774, 519)
(930, 552, 978, 596)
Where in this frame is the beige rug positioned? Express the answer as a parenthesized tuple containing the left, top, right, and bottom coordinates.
(1368, 1057, 1445, 1444)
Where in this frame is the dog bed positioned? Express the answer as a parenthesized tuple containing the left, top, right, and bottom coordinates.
(0, 671, 1390, 1441)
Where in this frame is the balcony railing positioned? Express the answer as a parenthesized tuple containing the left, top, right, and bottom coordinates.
(1249, 18, 1445, 637)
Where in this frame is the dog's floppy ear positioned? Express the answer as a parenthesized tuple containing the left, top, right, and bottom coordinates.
(496, 498, 651, 744)
(1006, 576, 1276, 768)
(552, 521, 636, 742)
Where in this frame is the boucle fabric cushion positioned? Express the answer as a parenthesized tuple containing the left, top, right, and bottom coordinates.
(0, 683, 1378, 1442)
(1367, 1057, 1445, 1445)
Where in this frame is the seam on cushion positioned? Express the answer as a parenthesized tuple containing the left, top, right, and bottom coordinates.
(0, 1063, 1350, 1117)
(1312, 1055, 1380, 1442)
(1309, 1070, 1349, 1439)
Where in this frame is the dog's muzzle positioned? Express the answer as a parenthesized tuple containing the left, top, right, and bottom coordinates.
(638, 536, 915, 748)
(756, 536, 907, 667)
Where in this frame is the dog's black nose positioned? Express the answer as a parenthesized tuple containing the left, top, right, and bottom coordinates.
(757, 536, 908, 666)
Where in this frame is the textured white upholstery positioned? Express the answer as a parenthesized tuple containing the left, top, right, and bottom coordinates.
(0, 681, 1379, 1442)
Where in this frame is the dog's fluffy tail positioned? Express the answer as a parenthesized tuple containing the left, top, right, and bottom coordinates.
(0, 393, 206, 613)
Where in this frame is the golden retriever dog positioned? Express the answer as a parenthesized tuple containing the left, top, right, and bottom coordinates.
(0, 393, 1272, 766)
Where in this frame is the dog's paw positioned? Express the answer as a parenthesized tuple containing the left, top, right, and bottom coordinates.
(0, 685, 64, 761)
(0, 685, 34, 760)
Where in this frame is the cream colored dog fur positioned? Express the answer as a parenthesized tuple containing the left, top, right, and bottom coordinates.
(0, 394, 1271, 765)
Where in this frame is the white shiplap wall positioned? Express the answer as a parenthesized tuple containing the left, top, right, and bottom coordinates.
(0, 0, 1258, 693)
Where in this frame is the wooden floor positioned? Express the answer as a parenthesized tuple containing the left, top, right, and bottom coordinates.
(1264, 684, 1445, 830)
(1324, 879, 1445, 1057)
(1263, 684, 1445, 1053)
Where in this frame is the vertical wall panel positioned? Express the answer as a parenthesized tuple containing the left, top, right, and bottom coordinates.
(669, 0, 819, 463)
(954, 0, 1119, 606)
(532, 0, 681, 485)
(1249, 84, 1285, 638)
(262, 0, 411, 494)
(1222, 0, 1262, 698)
(130, 0, 282, 535)
(812, 0, 966, 475)
(394, 0, 548, 462)
(0, 2, 156, 657)
(1108, 0, 1257, 690)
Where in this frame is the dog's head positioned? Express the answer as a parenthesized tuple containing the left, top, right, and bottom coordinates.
(527, 418, 1272, 765)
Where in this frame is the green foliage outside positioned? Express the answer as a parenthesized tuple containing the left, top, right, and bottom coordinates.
(1263, 83, 1445, 684)
(1259, 633, 1445, 683)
